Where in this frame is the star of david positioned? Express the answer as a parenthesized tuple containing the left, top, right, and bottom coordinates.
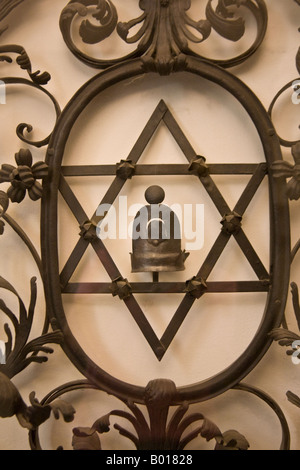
(58, 100, 270, 361)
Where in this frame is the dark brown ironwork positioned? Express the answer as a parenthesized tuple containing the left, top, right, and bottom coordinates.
(41, 57, 289, 390)
(26, 378, 290, 450)
(59, 0, 268, 72)
(0, 0, 299, 451)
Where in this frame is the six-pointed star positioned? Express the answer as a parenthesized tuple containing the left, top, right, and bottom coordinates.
(58, 100, 270, 361)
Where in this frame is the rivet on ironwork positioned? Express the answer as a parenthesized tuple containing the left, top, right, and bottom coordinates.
(116, 159, 136, 180)
(79, 220, 98, 242)
(188, 156, 210, 177)
(221, 212, 243, 235)
(184, 276, 208, 299)
(110, 276, 132, 300)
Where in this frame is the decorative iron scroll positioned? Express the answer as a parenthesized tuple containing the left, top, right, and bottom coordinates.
(59, 0, 268, 72)
(0, 0, 299, 450)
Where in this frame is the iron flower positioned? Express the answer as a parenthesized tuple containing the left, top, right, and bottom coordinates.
(0, 149, 48, 203)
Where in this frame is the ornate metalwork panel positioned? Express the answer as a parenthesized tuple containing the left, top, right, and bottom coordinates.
(0, 0, 299, 451)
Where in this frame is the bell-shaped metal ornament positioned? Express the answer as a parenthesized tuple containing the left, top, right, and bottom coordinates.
(130, 185, 189, 273)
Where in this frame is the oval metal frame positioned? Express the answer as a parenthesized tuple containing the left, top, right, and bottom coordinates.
(41, 56, 290, 405)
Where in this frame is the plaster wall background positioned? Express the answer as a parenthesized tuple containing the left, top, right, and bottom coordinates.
(0, 0, 299, 450)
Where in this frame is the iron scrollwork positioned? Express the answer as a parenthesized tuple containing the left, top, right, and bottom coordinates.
(60, 0, 268, 72)
(0, 43, 61, 147)
(0, 0, 299, 451)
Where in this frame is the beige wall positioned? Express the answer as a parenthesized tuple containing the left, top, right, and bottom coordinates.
(0, 0, 299, 450)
